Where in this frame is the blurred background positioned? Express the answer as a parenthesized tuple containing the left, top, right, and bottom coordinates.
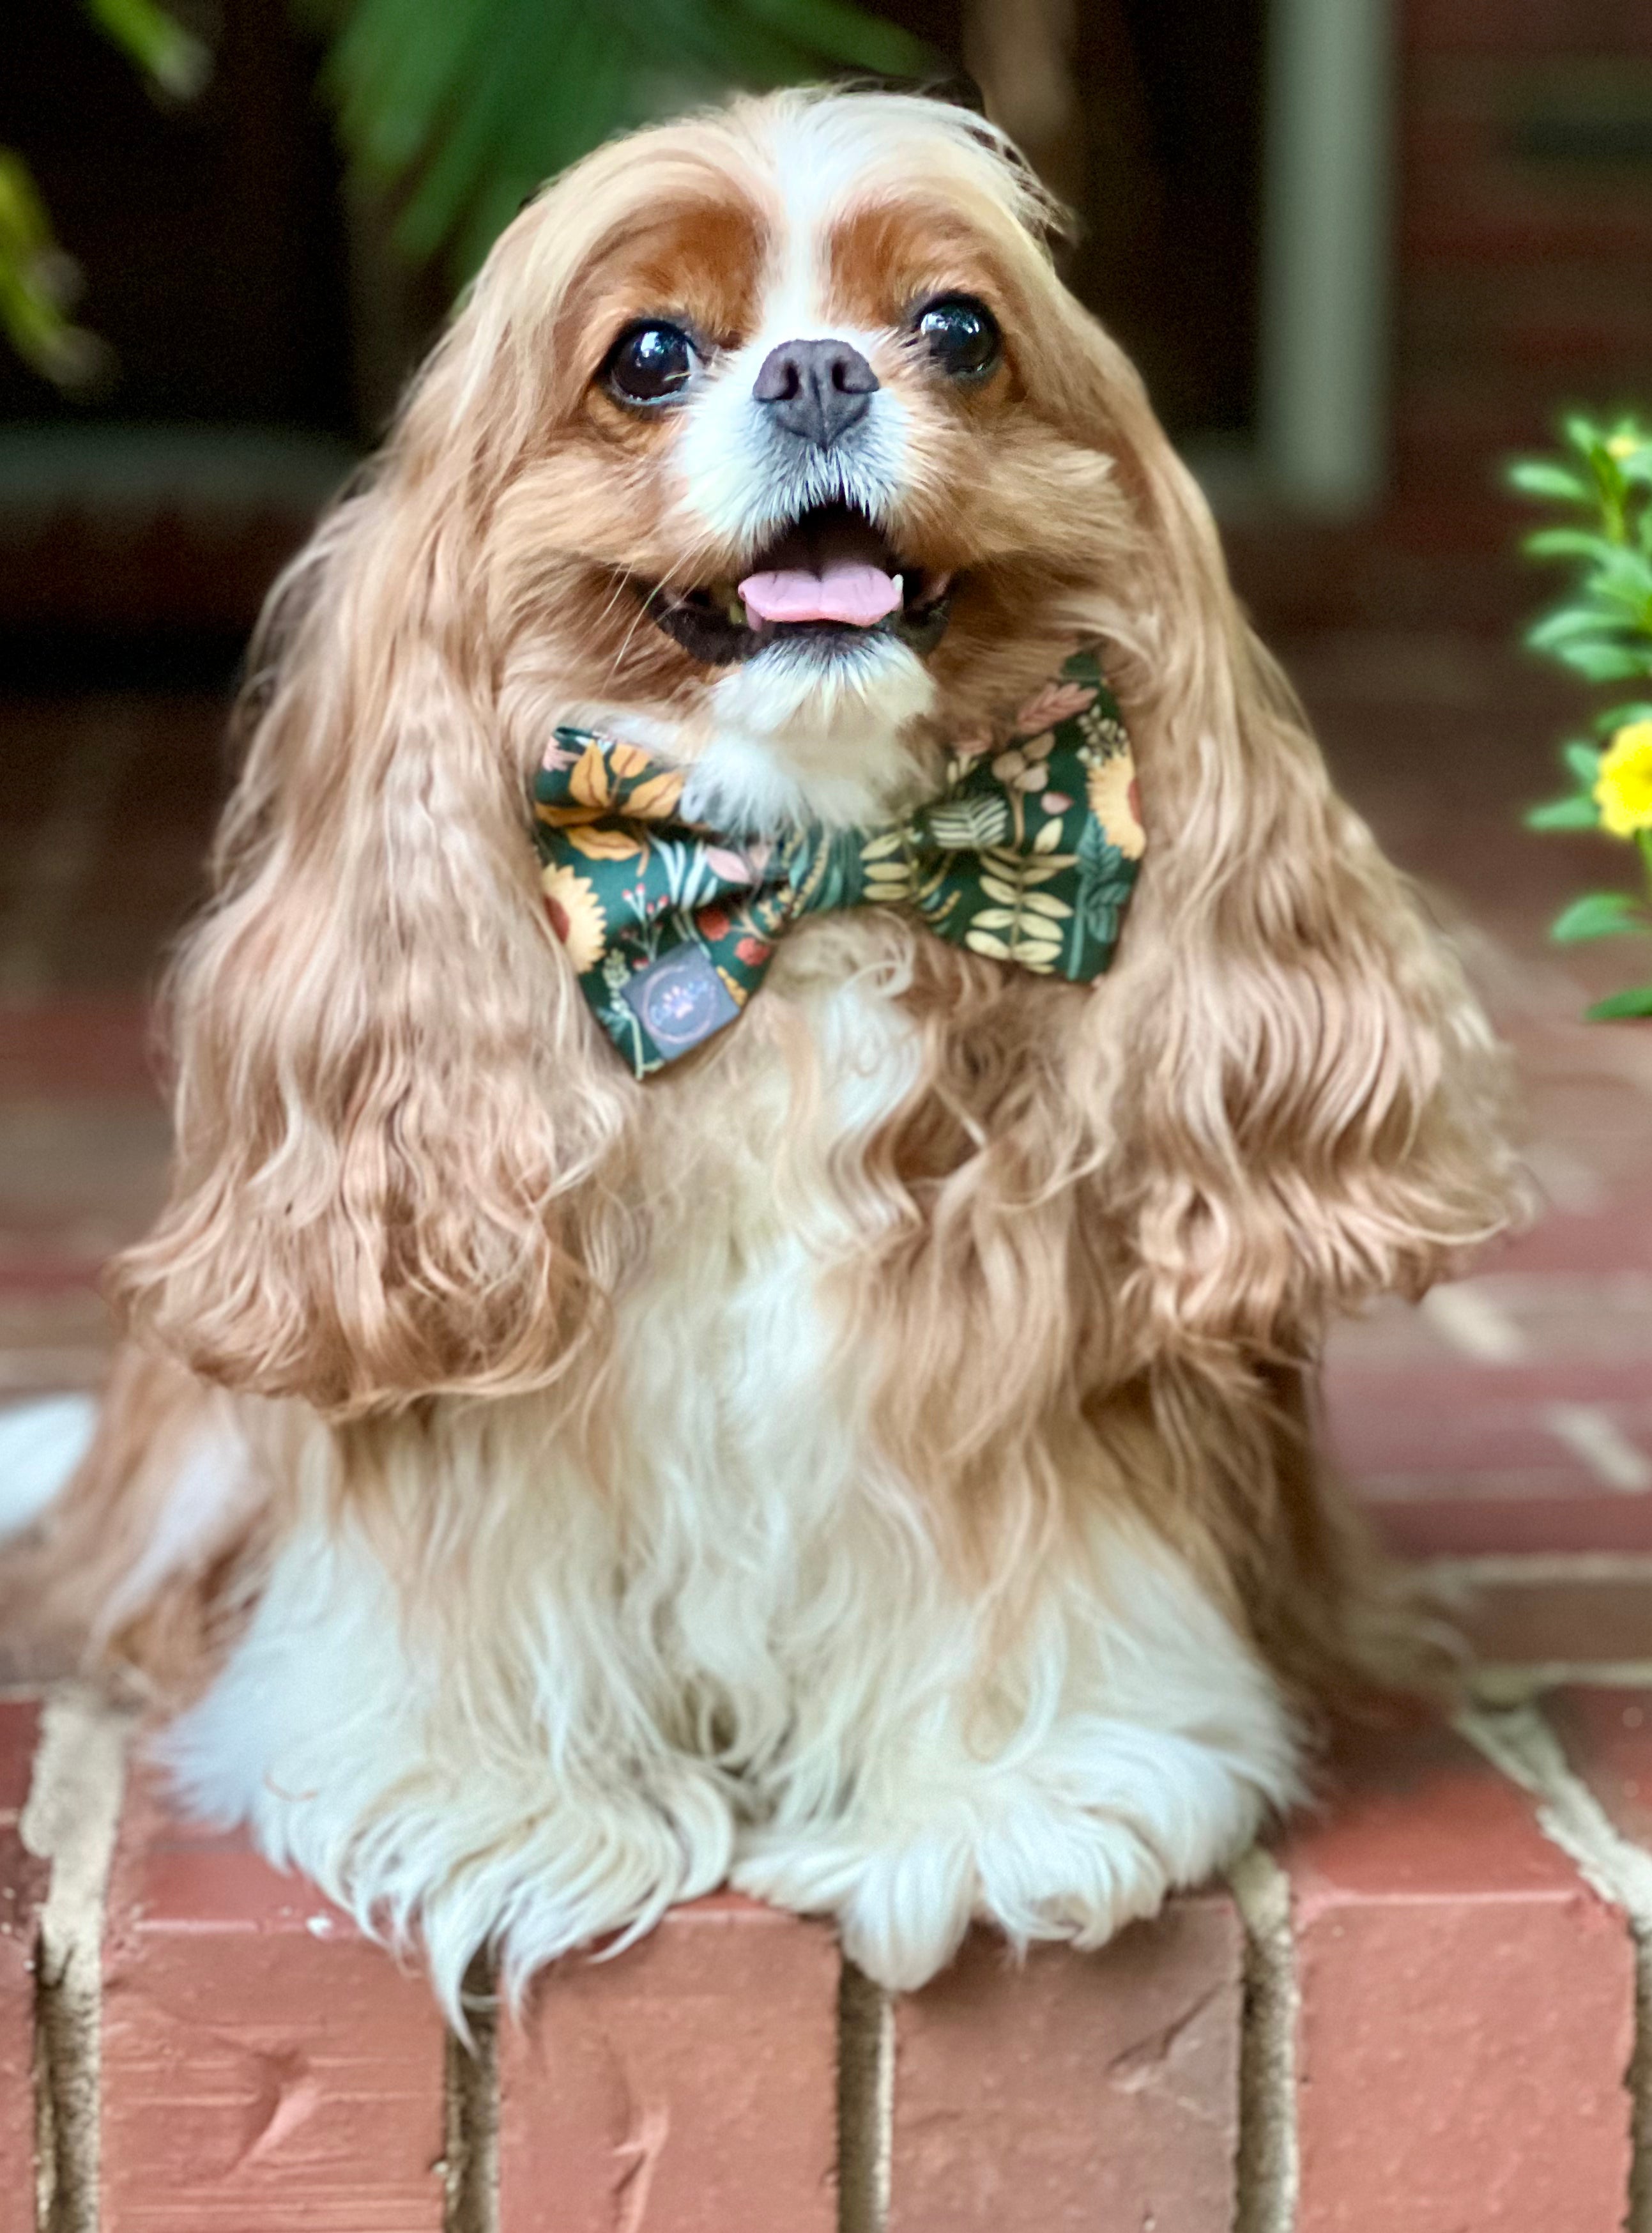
(4, 0, 1652, 1581)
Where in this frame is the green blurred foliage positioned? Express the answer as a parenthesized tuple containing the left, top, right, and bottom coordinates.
(84, 0, 211, 95)
(1, 0, 209, 390)
(0, 146, 111, 390)
(300, 0, 928, 278)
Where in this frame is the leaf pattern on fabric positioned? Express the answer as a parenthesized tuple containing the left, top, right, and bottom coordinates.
(531, 648, 1143, 1077)
(924, 792, 1013, 850)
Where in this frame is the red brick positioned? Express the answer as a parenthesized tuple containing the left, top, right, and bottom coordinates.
(0, 1701, 42, 1818)
(887, 1894, 1243, 2233)
(101, 1771, 447, 2233)
(498, 1891, 839, 2233)
(1483, 1202, 1652, 1280)
(0, 999, 158, 1103)
(1372, 1496, 1652, 1559)
(1326, 1356, 1652, 1503)
(1285, 1723, 1634, 2233)
(1449, 1567, 1652, 1666)
(1550, 1687, 1652, 1847)
(0, 1700, 43, 2233)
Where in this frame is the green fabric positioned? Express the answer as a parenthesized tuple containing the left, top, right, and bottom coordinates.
(532, 647, 1143, 1078)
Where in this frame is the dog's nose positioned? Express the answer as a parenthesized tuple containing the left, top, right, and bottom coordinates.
(753, 338, 878, 449)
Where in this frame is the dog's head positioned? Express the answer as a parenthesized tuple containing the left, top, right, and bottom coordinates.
(116, 88, 1515, 1426)
(403, 89, 1158, 825)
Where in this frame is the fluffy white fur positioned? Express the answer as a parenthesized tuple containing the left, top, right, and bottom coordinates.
(0, 1397, 97, 1540)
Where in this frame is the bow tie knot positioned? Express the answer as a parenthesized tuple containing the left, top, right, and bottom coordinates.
(532, 648, 1143, 1077)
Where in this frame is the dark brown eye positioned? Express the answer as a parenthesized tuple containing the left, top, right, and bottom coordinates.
(605, 322, 697, 405)
(916, 296, 1002, 381)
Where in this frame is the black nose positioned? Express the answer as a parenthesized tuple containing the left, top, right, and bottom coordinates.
(753, 337, 878, 450)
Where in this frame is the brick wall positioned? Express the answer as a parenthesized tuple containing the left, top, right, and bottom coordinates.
(1397, 0, 1652, 509)
(7, 1652, 1652, 2230)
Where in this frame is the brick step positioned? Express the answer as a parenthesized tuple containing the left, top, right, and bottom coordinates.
(5, 1651, 1652, 2231)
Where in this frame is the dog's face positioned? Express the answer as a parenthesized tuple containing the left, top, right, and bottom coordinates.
(471, 94, 1132, 823)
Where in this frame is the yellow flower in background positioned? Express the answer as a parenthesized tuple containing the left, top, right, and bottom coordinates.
(1595, 721, 1652, 838)
(540, 863, 607, 972)
(1607, 434, 1640, 462)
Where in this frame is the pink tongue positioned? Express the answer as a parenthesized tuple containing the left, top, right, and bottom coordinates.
(739, 560, 901, 627)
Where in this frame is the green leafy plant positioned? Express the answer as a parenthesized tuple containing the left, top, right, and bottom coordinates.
(0, 0, 208, 387)
(82, 0, 210, 93)
(1513, 412, 1652, 1021)
(0, 146, 108, 389)
(301, 0, 931, 280)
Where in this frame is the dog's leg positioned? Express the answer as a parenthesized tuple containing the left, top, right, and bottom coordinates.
(731, 1521, 1300, 1990)
(160, 1508, 738, 2020)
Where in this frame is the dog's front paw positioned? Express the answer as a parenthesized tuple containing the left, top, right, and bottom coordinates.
(233, 1760, 740, 2021)
(733, 1731, 1275, 1989)
(733, 1800, 1182, 1992)
(733, 1821, 977, 1990)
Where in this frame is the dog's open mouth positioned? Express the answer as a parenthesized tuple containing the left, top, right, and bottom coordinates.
(641, 503, 955, 666)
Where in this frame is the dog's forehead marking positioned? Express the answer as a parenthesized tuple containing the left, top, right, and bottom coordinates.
(754, 104, 891, 348)
(667, 106, 917, 550)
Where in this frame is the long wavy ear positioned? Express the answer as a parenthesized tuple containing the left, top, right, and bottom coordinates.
(114, 328, 634, 1418)
(1058, 335, 1519, 1364)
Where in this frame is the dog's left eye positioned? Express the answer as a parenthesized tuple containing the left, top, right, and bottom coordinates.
(915, 296, 1002, 381)
(605, 322, 698, 406)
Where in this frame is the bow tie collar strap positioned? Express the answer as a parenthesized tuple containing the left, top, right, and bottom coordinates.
(532, 648, 1144, 1078)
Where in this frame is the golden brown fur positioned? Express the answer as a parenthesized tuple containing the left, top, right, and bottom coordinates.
(17, 91, 1515, 1963)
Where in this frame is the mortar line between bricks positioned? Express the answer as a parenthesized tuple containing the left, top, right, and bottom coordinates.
(19, 1684, 132, 2233)
(837, 1959, 892, 2233)
(1458, 1700, 1652, 2233)
(1474, 1662, 1652, 1705)
(1228, 1845, 1299, 2233)
(444, 1951, 500, 2233)
(1428, 1554, 1652, 1586)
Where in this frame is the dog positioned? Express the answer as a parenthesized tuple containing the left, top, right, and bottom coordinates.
(16, 86, 1515, 2018)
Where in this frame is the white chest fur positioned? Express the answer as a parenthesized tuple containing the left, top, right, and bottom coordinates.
(162, 949, 1299, 2013)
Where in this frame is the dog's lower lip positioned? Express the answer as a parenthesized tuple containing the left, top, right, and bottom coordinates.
(625, 498, 960, 665)
(641, 581, 955, 667)
(634, 516, 957, 666)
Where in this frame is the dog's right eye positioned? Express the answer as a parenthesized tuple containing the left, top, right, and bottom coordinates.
(605, 323, 698, 406)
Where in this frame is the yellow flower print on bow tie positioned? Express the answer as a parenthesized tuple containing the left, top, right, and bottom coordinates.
(535, 740, 689, 859)
(539, 862, 607, 973)
(1085, 752, 1145, 861)
(532, 647, 1142, 1076)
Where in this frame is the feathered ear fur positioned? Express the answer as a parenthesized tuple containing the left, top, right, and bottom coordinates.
(1059, 332, 1518, 1365)
(114, 326, 634, 1418)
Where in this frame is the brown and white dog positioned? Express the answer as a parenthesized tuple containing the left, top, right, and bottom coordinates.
(11, 88, 1515, 2016)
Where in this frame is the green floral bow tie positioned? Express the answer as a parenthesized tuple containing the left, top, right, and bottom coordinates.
(532, 647, 1143, 1078)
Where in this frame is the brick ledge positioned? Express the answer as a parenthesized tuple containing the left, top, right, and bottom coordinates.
(3, 1664, 1652, 2230)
